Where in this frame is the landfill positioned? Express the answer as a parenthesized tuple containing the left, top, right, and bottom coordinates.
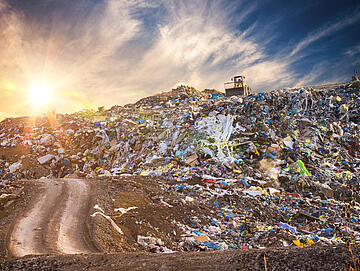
(0, 81, 360, 253)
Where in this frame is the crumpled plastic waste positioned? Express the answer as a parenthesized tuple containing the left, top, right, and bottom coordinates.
(0, 82, 360, 252)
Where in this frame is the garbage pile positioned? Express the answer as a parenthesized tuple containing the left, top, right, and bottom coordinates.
(1, 82, 360, 251)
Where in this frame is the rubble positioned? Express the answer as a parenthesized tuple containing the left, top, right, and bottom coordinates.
(1, 82, 360, 252)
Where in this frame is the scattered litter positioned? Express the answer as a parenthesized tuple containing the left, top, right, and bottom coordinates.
(1, 82, 360, 252)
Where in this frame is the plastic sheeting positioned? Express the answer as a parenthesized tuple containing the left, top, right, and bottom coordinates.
(195, 114, 235, 163)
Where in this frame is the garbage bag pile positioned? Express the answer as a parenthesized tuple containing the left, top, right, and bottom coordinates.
(1, 82, 360, 251)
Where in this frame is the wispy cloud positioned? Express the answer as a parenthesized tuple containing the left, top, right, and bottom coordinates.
(120, 0, 296, 94)
(0, 0, 358, 115)
(346, 45, 360, 57)
(290, 9, 360, 57)
(0, 0, 144, 113)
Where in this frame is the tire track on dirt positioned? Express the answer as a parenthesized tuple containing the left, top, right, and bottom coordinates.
(9, 179, 96, 257)
(57, 179, 94, 254)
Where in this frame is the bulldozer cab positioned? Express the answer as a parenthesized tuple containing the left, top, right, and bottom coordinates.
(224, 75, 251, 97)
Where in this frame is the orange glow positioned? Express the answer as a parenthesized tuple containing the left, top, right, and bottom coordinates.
(28, 82, 53, 108)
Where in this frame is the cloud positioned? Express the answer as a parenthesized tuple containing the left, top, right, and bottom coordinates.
(346, 45, 360, 57)
(290, 9, 360, 57)
(293, 62, 329, 87)
(120, 0, 296, 94)
(0, 0, 144, 113)
(0, 0, 358, 116)
(0, 0, 6, 11)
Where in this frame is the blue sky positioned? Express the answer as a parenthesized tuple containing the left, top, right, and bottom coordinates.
(0, 0, 359, 115)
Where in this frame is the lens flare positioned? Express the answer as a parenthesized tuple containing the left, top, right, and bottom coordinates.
(29, 83, 53, 107)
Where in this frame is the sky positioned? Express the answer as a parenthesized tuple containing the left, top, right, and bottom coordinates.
(0, 0, 360, 117)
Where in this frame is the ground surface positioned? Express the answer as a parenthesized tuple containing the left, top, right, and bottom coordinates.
(0, 178, 358, 270)
(0, 245, 358, 270)
(9, 179, 97, 257)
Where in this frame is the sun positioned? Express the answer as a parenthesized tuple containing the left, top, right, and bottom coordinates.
(29, 83, 53, 107)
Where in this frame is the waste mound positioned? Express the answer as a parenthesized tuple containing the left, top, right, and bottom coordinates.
(0, 82, 360, 252)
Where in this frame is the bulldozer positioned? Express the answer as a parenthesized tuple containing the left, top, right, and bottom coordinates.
(224, 75, 252, 97)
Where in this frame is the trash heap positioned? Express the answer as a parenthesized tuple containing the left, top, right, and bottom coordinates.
(1, 82, 360, 251)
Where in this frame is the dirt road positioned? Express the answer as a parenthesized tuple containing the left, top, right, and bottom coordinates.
(9, 179, 97, 257)
(1, 178, 357, 270)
